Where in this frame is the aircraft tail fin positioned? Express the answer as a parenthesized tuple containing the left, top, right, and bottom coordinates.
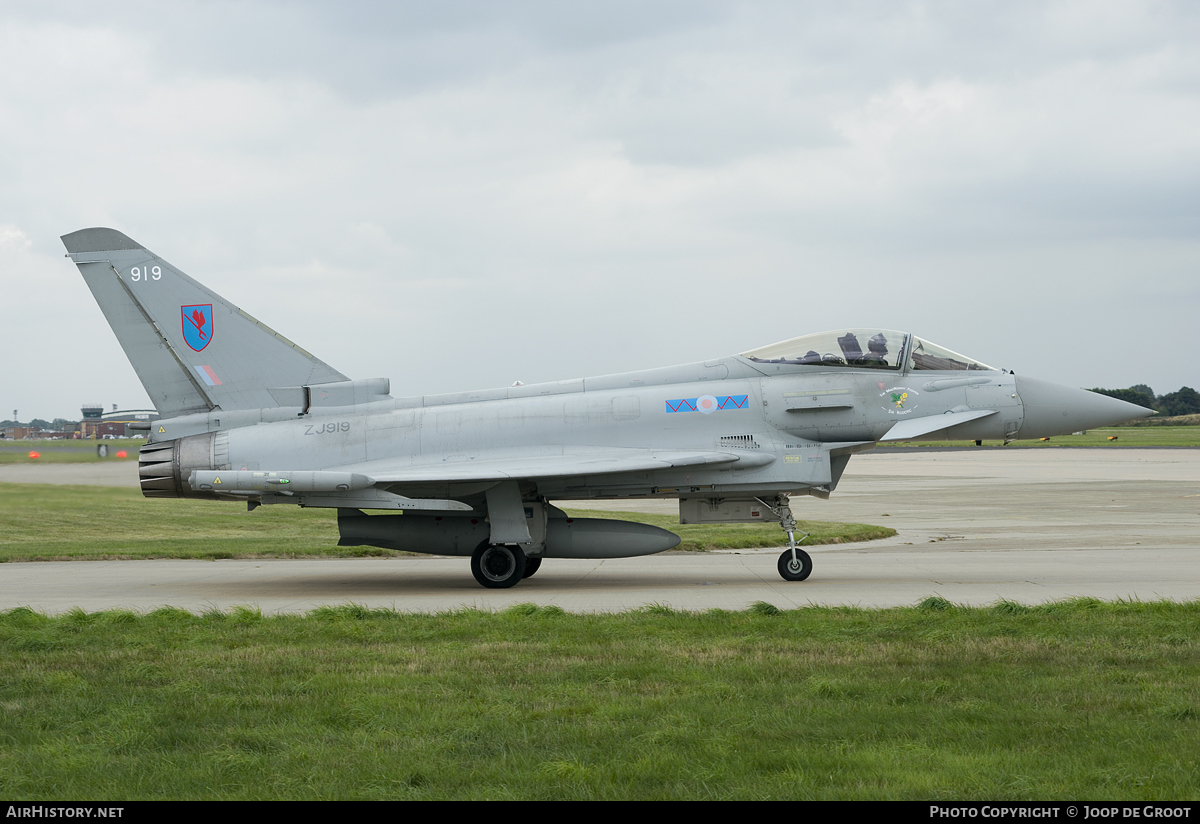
(62, 227, 349, 416)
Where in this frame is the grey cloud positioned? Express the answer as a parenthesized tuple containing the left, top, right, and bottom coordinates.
(2, 1, 1199, 418)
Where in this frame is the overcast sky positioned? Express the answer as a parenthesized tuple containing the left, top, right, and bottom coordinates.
(2, 1, 1197, 420)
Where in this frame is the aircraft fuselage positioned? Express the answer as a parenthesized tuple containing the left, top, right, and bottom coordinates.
(142, 355, 1031, 509)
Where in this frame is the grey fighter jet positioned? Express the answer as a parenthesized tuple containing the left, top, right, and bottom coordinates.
(63, 228, 1153, 588)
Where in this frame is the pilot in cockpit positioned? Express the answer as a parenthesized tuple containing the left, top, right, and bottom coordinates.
(863, 333, 890, 366)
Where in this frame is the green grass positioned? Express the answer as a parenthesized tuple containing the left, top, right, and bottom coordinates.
(1114, 413, 1200, 428)
(879, 426, 1200, 448)
(1, 599, 1198, 799)
(0, 439, 145, 463)
(0, 482, 343, 561)
(0, 483, 893, 562)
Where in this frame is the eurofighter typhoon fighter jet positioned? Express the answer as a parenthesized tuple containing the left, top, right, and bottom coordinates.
(63, 228, 1152, 588)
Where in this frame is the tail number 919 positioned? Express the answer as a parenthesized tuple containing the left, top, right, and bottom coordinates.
(306, 422, 351, 435)
(129, 266, 162, 282)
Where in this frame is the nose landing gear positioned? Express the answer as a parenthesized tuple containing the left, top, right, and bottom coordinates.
(757, 494, 813, 582)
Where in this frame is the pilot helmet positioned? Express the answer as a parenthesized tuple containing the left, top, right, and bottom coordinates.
(868, 333, 889, 354)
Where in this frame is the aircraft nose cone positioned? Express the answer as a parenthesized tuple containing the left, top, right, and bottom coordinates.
(1016, 375, 1154, 439)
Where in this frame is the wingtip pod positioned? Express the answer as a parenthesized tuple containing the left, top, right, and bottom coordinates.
(61, 227, 143, 255)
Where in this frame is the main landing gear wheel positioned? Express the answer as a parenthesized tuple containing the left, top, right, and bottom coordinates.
(471, 543, 528, 589)
(522, 557, 542, 579)
(777, 548, 813, 582)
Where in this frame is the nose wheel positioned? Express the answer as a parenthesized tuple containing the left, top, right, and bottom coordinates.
(778, 547, 812, 581)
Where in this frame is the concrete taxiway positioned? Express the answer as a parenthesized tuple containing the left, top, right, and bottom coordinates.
(1, 449, 1196, 613)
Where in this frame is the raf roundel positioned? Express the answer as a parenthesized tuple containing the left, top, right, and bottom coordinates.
(696, 395, 718, 414)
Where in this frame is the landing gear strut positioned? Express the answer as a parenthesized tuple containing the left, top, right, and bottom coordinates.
(758, 494, 813, 582)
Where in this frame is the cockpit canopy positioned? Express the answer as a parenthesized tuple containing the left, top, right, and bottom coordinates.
(740, 329, 997, 372)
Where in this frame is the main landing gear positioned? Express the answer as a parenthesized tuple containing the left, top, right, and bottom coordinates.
(470, 543, 528, 589)
(758, 494, 813, 582)
(468, 545, 543, 588)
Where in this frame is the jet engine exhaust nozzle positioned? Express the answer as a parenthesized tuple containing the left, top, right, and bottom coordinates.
(137, 433, 221, 499)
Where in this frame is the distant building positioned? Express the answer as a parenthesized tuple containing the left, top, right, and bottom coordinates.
(78, 405, 159, 438)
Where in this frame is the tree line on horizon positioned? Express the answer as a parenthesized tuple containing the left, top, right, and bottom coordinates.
(1089, 385, 1200, 418)
(1, 418, 77, 431)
